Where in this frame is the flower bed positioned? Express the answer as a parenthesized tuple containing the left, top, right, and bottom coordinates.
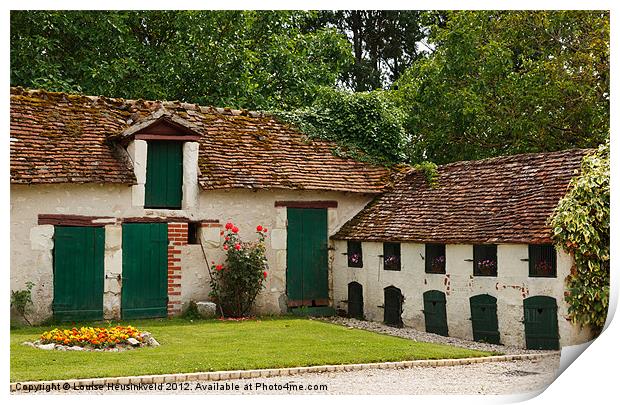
(26, 325, 159, 352)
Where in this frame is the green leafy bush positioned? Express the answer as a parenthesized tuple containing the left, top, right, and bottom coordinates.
(209, 223, 269, 317)
(11, 282, 34, 325)
(550, 141, 609, 333)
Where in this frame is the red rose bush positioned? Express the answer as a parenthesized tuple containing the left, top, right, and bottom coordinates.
(209, 222, 269, 317)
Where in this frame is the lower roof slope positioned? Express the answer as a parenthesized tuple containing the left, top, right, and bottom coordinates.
(10, 87, 390, 193)
(333, 149, 590, 244)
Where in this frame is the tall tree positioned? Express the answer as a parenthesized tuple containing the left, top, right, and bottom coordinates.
(319, 11, 426, 91)
(10, 10, 352, 110)
(396, 10, 609, 164)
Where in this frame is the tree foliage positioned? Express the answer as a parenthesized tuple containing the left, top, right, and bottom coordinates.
(396, 10, 609, 164)
(316, 11, 426, 91)
(550, 141, 610, 333)
(10, 10, 609, 166)
(10, 10, 352, 110)
(275, 87, 408, 165)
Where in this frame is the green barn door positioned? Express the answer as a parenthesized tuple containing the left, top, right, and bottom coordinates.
(122, 223, 168, 319)
(470, 294, 500, 344)
(523, 296, 559, 350)
(286, 208, 328, 306)
(53, 226, 104, 321)
(423, 290, 448, 336)
(145, 141, 183, 209)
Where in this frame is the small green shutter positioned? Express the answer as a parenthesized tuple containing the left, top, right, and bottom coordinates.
(347, 282, 364, 320)
(53, 226, 104, 321)
(523, 296, 559, 350)
(423, 290, 448, 336)
(145, 141, 183, 209)
(470, 294, 500, 344)
(121, 223, 169, 319)
(383, 286, 403, 327)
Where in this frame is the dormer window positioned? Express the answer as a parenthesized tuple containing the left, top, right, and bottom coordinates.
(145, 141, 183, 209)
(119, 111, 202, 211)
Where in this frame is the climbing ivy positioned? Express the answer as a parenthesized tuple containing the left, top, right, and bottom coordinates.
(550, 141, 610, 333)
(274, 87, 408, 165)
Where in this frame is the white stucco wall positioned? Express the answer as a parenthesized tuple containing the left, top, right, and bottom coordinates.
(11, 178, 372, 323)
(332, 241, 593, 349)
(11, 183, 136, 323)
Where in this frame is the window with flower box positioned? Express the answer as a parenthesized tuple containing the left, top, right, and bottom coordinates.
(473, 244, 497, 276)
(425, 243, 446, 274)
(528, 244, 557, 277)
(347, 241, 363, 268)
(383, 242, 401, 271)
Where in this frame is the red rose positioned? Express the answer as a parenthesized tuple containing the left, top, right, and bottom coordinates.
(232, 226, 239, 233)
(263, 228, 268, 233)
(215, 264, 223, 271)
(223, 245, 229, 251)
(225, 236, 230, 241)
(256, 225, 263, 232)
(220, 230, 224, 236)
(263, 271, 268, 279)
(234, 243, 241, 251)
(225, 222, 233, 230)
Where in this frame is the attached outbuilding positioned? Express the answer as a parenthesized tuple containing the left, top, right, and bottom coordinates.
(331, 149, 594, 349)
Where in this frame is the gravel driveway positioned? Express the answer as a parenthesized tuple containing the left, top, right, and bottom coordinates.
(216, 354, 560, 395)
(23, 354, 559, 395)
(326, 317, 555, 355)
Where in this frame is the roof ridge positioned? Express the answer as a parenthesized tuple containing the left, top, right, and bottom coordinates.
(10, 86, 268, 119)
(438, 148, 592, 169)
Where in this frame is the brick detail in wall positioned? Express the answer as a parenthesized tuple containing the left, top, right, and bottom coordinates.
(167, 222, 187, 316)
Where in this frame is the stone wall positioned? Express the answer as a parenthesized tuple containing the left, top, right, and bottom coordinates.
(332, 240, 593, 348)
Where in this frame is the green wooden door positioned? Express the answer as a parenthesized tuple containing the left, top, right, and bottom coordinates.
(347, 282, 364, 320)
(470, 294, 500, 344)
(423, 290, 448, 336)
(523, 296, 559, 350)
(122, 223, 168, 319)
(384, 286, 403, 327)
(145, 141, 183, 209)
(53, 226, 104, 321)
(286, 208, 328, 306)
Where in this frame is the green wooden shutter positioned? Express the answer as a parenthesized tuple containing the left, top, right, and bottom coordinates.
(121, 223, 169, 319)
(383, 286, 403, 327)
(53, 226, 104, 321)
(523, 296, 559, 350)
(347, 282, 364, 319)
(423, 290, 449, 336)
(145, 141, 183, 209)
(470, 294, 500, 344)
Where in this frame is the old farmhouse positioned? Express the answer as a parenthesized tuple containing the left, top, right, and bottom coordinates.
(10, 87, 593, 350)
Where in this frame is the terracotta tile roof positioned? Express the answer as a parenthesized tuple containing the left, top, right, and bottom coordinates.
(333, 149, 591, 244)
(10, 89, 136, 185)
(10, 87, 390, 193)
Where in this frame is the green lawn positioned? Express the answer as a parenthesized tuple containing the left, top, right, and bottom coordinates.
(11, 317, 494, 382)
